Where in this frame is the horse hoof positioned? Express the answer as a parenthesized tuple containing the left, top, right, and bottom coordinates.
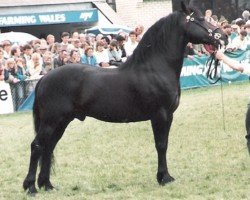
(23, 179, 38, 195)
(45, 184, 55, 191)
(157, 172, 175, 185)
(247, 141, 250, 156)
(27, 185, 38, 196)
(38, 179, 55, 192)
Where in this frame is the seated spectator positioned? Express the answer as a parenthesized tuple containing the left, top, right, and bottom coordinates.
(0, 62, 4, 81)
(15, 57, 29, 77)
(124, 31, 138, 57)
(222, 24, 234, 49)
(46, 34, 55, 45)
(81, 46, 98, 66)
(193, 44, 210, 56)
(73, 39, 84, 56)
(22, 44, 33, 64)
(4, 58, 26, 83)
(71, 32, 79, 40)
(94, 41, 110, 67)
(60, 32, 74, 51)
(184, 43, 195, 59)
(116, 35, 127, 61)
(135, 24, 144, 42)
(231, 30, 248, 51)
(11, 46, 22, 59)
(96, 34, 104, 42)
(242, 10, 250, 22)
(107, 40, 122, 66)
(52, 42, 62, 56)
(38, 44, 48, 57)
(0, 49, 6, 67)
(245, 23, 250, 41)
(40, 39, 47, 46)
(86, 33, 96, 48)
(211, 15, 219, 26)
(67, 49, 81, 64)
(101, 36, 111, 49)
(204, 9, 213, 23)
(2, 40, 12, 59)
(27, 53, 43, 79)
(79, 33, 87, 45)
(231, 24, 240, 40)
(236, 19, 246, 31)
(42, 51, 54, 74)
(46, 34, 55, 54)
(53, 49, 68, 68)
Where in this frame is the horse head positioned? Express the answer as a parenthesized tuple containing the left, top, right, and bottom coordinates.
(180, 2, 228, 49)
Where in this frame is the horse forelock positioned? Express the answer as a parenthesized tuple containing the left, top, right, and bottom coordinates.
(121, 11, 185, 71)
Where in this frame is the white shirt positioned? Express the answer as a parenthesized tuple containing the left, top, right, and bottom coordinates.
(243, 63, 250, 75)
(94, 49, 109, 64)
(231, 36, 248, 51)
(124, 40, 138, 56)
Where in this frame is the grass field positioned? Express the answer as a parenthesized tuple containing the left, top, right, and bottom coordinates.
(0, 82, 249, 200)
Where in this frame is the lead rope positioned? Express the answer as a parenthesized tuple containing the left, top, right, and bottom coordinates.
(206, 52, 221, 84)
(220, 77, 226, 131)
(206, 49, 226, 131)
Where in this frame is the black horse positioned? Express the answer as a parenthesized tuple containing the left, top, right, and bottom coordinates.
(23, 2, 227, 194)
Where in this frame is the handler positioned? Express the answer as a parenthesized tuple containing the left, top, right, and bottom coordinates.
(215, 49, 250, 155)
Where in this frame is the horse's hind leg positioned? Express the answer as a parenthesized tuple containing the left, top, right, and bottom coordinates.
(37, 119, 72, 191)
(23, 137, 43, 194)
(151, 109, 175, 185)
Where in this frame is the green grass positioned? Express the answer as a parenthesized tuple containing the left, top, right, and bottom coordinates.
(0, 82, 249, 200)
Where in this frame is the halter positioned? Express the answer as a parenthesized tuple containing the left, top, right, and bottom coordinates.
(186, 12, 222, 41)
(185, 12, 222, 84)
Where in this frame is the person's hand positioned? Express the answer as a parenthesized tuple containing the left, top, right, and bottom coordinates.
(187, 55, 194, 60)
(215, 49, 225, 60)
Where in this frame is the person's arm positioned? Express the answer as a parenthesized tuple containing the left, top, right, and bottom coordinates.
(215, 50, 244, 72)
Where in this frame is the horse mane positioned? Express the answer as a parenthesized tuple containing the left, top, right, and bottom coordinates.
(120, 11, 185, 70)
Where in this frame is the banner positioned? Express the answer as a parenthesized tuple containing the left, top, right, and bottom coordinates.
(0, 81, 14, 114)
(0, 9, 98, 27)
(180, 49, 250, 89)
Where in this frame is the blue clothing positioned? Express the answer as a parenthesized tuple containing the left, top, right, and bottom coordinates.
(4, 66, 27, 82)
(81, 54, 98, 66)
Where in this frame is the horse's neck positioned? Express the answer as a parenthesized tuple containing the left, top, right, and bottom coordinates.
(155, 33, 187, 76)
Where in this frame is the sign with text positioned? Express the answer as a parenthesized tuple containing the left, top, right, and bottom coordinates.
(180, 49, 250, 89)
(0, 81, 14, 114)
(0, 9, 98, 27)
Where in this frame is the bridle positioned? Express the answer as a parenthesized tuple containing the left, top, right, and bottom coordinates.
(185, 12, 222, 42)
(185, 12, 222, 84)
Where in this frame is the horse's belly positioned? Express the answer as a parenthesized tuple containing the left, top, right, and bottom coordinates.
(85, 103, 151, 123)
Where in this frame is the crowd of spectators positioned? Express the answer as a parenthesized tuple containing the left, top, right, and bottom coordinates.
(0, 24, 145, 84)
(184, 9, 250, 59)
(1, 9, 250, 84)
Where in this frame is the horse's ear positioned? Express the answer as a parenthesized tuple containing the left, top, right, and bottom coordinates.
(181, 1, 189, 15)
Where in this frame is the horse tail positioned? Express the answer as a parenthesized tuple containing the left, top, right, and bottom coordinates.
(33, 78, 42, 135)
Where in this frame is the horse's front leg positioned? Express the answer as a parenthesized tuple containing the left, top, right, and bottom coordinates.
(151, 109, 175, 185)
